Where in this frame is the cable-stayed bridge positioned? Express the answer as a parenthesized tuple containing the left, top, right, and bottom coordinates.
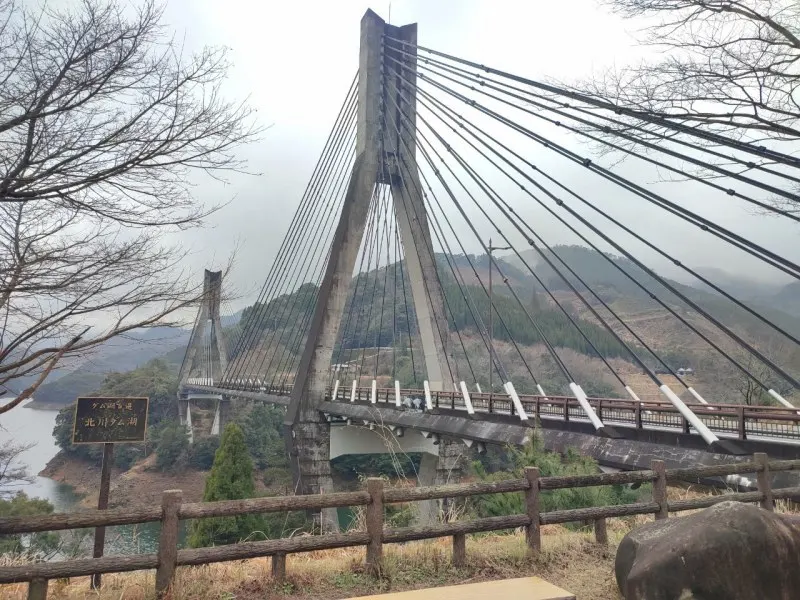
(178, 10, 800, 525)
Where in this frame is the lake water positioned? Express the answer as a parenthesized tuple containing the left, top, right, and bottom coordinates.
(0, 400, 183, 555)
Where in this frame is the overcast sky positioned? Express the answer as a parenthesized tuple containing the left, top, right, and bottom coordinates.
(154, 0, 798, 310)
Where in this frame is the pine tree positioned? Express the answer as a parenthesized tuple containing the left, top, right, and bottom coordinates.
(188, 423, 262, 547)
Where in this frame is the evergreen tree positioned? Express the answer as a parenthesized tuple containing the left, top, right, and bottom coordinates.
(189, 423, 262, 547)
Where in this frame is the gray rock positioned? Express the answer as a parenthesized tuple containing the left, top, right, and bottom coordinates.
(616, 501, 800, 599)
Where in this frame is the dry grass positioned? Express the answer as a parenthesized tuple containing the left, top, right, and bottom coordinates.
(1, 525, 622, 600)
(3, 487, 795, 600)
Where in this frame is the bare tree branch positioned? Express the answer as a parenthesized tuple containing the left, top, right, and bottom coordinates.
(0, 0, 257, 408)
(568, 0, 800, 214)
(0, 0, 262, 226)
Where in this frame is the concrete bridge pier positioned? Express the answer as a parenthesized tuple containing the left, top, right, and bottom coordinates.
(329, 423, 466, 525)
(293, 416, 339, 532)
(417, 437, 466, 523)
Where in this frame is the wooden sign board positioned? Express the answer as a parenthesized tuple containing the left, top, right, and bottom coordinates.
(72, 397, 149, 444)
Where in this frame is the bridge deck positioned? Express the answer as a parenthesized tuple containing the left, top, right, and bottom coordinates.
(181, 383, 800, 446)
(348, 577, 574, 600)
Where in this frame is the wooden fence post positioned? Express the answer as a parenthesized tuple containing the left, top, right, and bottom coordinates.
(524, 466, 541, 553)
(754, 453, 774, 511)
(27, 578, 48, 600)
(594, 518, 608, 545)
(452, 533, 466, 567)
(155, 490, 182, 598)
(365, 478, 384, 574)
(272, 552, 287, 583)
(652, 460, 668, 520)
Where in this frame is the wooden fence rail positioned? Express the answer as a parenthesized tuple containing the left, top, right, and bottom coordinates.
(2, 454, 800, 599)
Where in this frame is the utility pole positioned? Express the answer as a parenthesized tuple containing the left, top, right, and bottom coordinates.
(487, 239, 510, 392)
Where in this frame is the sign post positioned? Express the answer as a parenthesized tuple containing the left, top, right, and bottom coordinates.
(72, 396, 149, 589)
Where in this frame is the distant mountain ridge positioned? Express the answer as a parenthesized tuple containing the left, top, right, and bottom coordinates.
(27, 327, 192, 408)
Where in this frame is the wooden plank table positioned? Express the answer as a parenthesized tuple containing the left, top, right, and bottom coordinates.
(347, 577, 575, 600)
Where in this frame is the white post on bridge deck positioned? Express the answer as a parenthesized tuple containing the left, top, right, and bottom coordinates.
(536, 384, 549, 402)
(569, 382, 605, 431)
(660, 384, 719, 445)
(504, 381, 528, 420)
(459, 381, 475, 414)
(423, 380, 433, 410)
(768, 389, 796, 409)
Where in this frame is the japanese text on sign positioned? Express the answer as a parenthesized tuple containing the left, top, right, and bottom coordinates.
(72, 397, 149, 444)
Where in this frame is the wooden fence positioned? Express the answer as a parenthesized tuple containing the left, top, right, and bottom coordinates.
(2, 453, 800, 599)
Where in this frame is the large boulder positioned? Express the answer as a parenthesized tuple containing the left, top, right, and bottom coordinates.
(616, 501, 800, 599)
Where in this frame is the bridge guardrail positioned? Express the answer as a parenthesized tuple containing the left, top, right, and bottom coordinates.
(3, 455, 800, 598)
(326, 385, 800, 441)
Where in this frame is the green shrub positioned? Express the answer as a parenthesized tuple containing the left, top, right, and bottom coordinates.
(189, 436, 220, 470)
(154, 422, 189, 472)
(0, 493, 59, 558)
(469, 435, 642, 525)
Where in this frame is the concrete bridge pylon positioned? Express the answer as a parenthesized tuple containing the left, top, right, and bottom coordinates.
(178, 269, 230, 439)
(285, 9, 464, 531)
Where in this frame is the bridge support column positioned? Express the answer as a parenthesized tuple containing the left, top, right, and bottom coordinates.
(218, 397, 232, 434)
(417, 437, 465, 523)
(293, 418, 339, 532)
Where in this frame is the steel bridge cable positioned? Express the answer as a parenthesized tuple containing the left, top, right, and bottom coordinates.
(415, 101, 680, 394)
(377, 130, 482, 387)
(395, 225, 419, 384)
(331, 192, 380, 388)
(329, 195, 378, 389)
(446, 143, 689, 390)
(374, 186, 394, 378)
(252, 113, 357, 385)
(227, 78, 359, 383)
(392, 216, 398, 381)
(390, 57, 800, 281)
(242, 101, 359, 386)
(410, 66, 800, 345)
(373, 123, 401, 381)
(413, 109, 641, 393)
(357, 188, 388, 382)
(263, 121, 360, 387)
(382, 103, 523, 387)
(415, 131, 573, 385)
(389, 111, 530, 388)
(406, 57, 800, 220)
(380, 135, 479, 390)
(374, 126, 458, 388)
(410, 53, 800, 189)
(392, 100, 574, 387)
(357, 187, 386, 381)
(227, 82, 357, 380)
(421, 179, 514, 386)
(409, 82, 800, 393)
(386, 65, 619, 387)
(344, 189, 382, 380)
(389, 66, 800, 391)
(404, 73, 797, 394)
(385, 38, 800, 170)
(403, 76, 776, 394)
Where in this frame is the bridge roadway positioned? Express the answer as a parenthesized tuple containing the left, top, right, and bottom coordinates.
(182, 382, 800, 487)
(184, 382, 800, 445)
